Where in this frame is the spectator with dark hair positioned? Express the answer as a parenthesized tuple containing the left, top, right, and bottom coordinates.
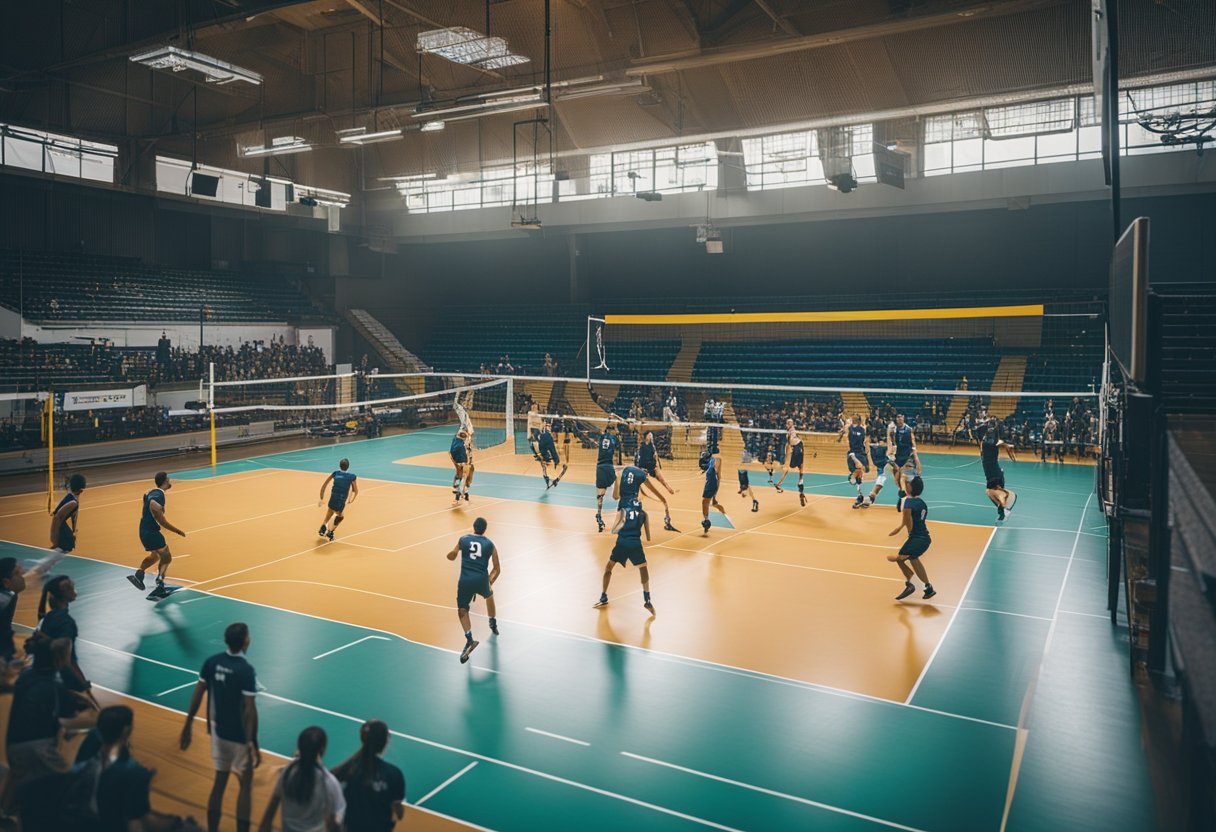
(181, 622, 260, 832)
(36, 575, 97, 717)
(0, 558, 26, 663)
(6, 634, 73, 788)
(331, 719, 406, 832)
(260, 726, 345, 832)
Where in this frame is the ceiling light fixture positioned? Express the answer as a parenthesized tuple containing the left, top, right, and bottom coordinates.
(241, 136, 312, 157)
(555, 80, 648, 102)
(412, 96, 547, 123)
(419, 121, 446, 133)
(338, 127, 404, 145)
(416, 27, 529, 70)
(130, 46, 262, 85)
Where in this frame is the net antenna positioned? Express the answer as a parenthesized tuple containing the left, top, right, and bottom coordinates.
(588, 316, 609, 377)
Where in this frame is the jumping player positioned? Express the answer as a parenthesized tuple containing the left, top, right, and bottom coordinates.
(35, 473, 87, 577)
(737, 469, 760, 512)
(594, 420, 622, 532)
(128, 472, 187, 600)
(445, 517, 501, 664)
(977, 417, 1018, 522)
(594, 502, 655, 614)
(839, 414, 870, 508)
(318, 459, 358, 540)
(700, 444, 726, 535)
(635, 431, 677, 497)
(861, 425, 891, 508)
(773, 418, 807, 506)
(536, 421, 566, 489)
(888, 414, 921, 512)
(526, 403, 543, 459)
(449, 428, 471, 501)
(888, 475, 936, 601)
(614, 460, 677, 531)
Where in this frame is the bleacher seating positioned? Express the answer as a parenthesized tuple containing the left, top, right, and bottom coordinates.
(423, 304, 588, 375)
(0, 250, 332, 323)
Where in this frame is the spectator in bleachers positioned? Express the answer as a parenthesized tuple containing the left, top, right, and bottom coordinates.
(544, 353, 557, 376)
(5, 634, 73, 791)
(36, 576, 98, 720)
(259, 726, 345, 832)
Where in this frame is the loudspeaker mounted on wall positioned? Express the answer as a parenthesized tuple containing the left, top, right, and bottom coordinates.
(190, 172, 220, 197)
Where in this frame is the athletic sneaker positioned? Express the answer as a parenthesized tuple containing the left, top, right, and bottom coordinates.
(552, 477, 562, 488)
(593, 595, 609, 608)
(1006, 492, 1017, 512)
(861, 497, 873, 508)
(327, 530, 335, 541)
(799, 493, 807, 506)
(596, 513, 605, 532)
(146, 583, 171, 601)
(459, 640, 479, 664)
(126, 572, 146, 591)
(997, 507, 1006, 522)
(543, 476, 551, 489)
(663, 515, 679, 532)
(318, 525, 327, 538)
(922, 585, 937, 600)
(774, 484, 784, 493)
(896, 582, 916, 601)
(489, 619, 500, 635)
(852, 496, 865, 509)
(463, 492, 470, 502)
(751, 499, 759, 512)
(701, 519, 711, 535)
(644, 600, 656, 614)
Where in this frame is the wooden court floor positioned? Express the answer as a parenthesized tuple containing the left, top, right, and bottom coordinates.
(0, 428, 1156, 831)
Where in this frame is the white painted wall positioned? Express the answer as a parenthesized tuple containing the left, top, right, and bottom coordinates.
(0, 304, 20, 339)
(17, 321, 335, 362)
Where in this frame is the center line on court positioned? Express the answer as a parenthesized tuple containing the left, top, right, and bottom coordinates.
(312, 635, 391, 661)
(525, 727, 590, 747)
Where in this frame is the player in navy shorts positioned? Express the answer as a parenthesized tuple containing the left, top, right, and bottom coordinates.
(976, 417, 1018, 522)
(614, 461, 677, 531)
(446, 517, 501, 663)
(887, 414, 921, 512)
(36, 473, 87, 577)
(888, 476, 935, 601)
(635, 431, 677, 496)
(594, 503, 655, 614)
(318, 458, 359, 540)
(127, 472, 188, 599)
(861, 426, 891, 508)
(593, 420, 622, 532)
(700, 444, 726, 535)
(737, 469, 759, 512)
(839, 414, 870, 508)
(536, 422, 567, 489)
(450, 428, 471, 501)
(774, 418, 807, 506)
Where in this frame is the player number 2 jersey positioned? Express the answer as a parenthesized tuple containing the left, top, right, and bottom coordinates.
(459, 534, 495, 577)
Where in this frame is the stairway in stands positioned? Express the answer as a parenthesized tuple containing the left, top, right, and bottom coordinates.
(666, 335, 702, 384)
(987, 355, 1028, 420)
(347, 309, 429, 394)
(840, 391, 871, 419)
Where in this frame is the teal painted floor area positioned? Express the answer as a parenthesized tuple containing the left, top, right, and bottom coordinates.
(8, 545, 1016, 832)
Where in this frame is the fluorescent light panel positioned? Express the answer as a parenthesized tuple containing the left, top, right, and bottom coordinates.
(130, 46, 261, 85)
(338, 128, 404, 145)
(242, 137, 312, 157)
(416, 27, 528, 69)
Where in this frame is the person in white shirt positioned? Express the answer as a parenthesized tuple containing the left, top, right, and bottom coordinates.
(260, 726, 345, 832)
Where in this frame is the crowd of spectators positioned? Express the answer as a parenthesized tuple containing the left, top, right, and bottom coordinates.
(0, 557, 407, 831)
(477, 353, 564, 377)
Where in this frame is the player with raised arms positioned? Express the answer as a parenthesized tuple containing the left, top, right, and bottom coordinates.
(449, 428, 471, 502)
(887, 413, 921, 512)
(536, 420, 566, 489)
(839, 414, 870, 508)
(318, 458, 358, 540)
(861, 424, 891, 508)
(526, 403, 543, 460)
(976, 417, 1018, 522)
(593, 418, 623, 532)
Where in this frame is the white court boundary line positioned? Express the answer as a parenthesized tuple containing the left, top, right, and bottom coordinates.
(312, 635, 390, 661)
(415, 762, 479, 806)
(904, 526, 998, 705)
(525, 727, 591, 747)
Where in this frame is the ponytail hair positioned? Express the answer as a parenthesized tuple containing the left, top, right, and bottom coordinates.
(333, 720, 389, 786)
(37, 574, 71, 620)
(283, 726, 328, 805)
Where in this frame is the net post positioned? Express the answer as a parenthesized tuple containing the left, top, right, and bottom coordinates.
(208, 362, 216, 467)
(45, 392, 53, 514)
(585, 315, 592, 383)
(506, 377, 514, 442)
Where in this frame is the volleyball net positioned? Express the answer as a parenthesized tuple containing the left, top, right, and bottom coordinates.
(207, 370, 512, 462)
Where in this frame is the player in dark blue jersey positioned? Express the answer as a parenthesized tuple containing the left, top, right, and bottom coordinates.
(593, 420, 622, 532)
(700, 444, 726, 535)
(887, 414, 921, 512)
(127, 472, 188, 600)
(861, 426, 891, 508)
(635, 430, 677, 497)
(976, 418, 1018, 522)
(614, 458, 677, 531)
(445, 517, 502, 663)
(774, 418, 808, 506)
(594, 503, 654, 614)
(36, 473, 87, 577)
(838, 414, 871, 508)
(737, 469, 760, 513)
(536, 421, 567, 489)
(318, 458, 359, 540)
(888, 476, 935, 600)
(526, 403, 544, 460)
(449, 428, 472, 501)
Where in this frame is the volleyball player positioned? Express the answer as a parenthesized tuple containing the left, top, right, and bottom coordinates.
(594, 502, 655, 614)
(449, 429, 470, 501)
(462, 425, 476, 498)
(861, 425, 890, 508)
(128, 472, 187, 599)
(839, 414, 870, 508)
(977, 417, 1018, 522)
(594, 419, 622, 532)
(700, 444, 726, 535)
(33, 473, 87, 577)
(737, 469, 760, 512)
(887, 414, 921, 512)
(888, 476, 936, 601)
(773, 418, 807, 506)
(318, 459, 358, 540)
(526, 403, 543, 460)
(635, 431, 677, 496)
(445, 517, 501, 663)
(536, 421, 566, 489)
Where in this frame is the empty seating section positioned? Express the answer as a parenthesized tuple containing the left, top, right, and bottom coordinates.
(0, 250, 331, 322)
(423, 305, 588, 375)
(1150, 285, 1216, 412)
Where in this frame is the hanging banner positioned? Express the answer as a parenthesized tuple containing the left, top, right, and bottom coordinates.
(62, 385, 147, 412)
